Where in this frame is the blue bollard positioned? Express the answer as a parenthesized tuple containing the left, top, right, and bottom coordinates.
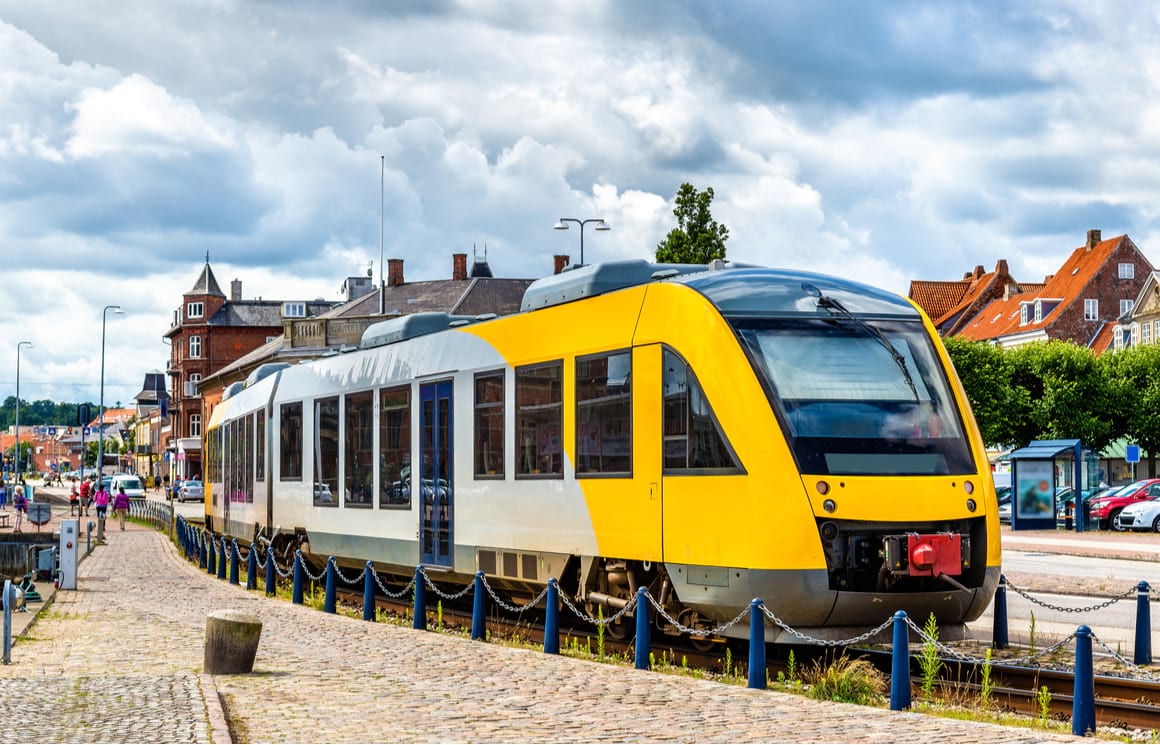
(748, 598, 766, 689)
(292, 551, 304, 605)
(324, 557, 337, 614)
(198, 532, 207, 570)
(229, 541, 240, 585)
(544, 579, 559, 655)
(1136, 581, 1152, 665)
(993, 575, 1008, 650)
(471, 571, 486, 641)
(207, 534, 217, 576)
(413, 565, 427, 630)
(363, 562, 375, 621)
(1073, 625, 1096, 736)
(246, 545, 257, 591)
(890, 611, 911, 711)
(634, 586, 651, 670)
(217, 537, 227, 580)
(264, 548, 276, 596)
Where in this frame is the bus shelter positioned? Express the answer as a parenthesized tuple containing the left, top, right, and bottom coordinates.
(1008, 438, 1088, 532)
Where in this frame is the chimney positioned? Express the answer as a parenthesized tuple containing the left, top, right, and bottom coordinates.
(453, 253, 468, 281)
(1086, 229, 1101, 250)
(554, 255, 570, 275)
(972, 265, 984, 280)
(996, 259, 1008, 276)
(231, 279, 242, 301)
(387, 258, 404, 287)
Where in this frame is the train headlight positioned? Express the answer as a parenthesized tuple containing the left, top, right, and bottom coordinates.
(822, 498, 836, 514)
(815, 480, 829, 495)
(963, 480, 974, 495)
(966, 498, 977, 512)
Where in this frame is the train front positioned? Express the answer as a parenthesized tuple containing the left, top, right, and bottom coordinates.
(683, 270, 1001, 642)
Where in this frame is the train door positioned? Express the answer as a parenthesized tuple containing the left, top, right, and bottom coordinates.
(420, 380, 453, 567)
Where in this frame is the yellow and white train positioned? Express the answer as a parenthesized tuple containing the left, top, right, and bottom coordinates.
(204, 260, 1001, 643)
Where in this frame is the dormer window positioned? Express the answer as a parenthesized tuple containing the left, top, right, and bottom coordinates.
(1119, 263, 1135, 279)
(1019, 303, 1029, 325)
(187, 301, 204, 319)
(1033, 300, 1043, 323)
(283, 302, 306, 318)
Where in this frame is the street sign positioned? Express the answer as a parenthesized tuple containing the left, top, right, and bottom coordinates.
(1127, 444, 1141, 464)
(83, 427, 91, 436)
(47, 427, 56, 436)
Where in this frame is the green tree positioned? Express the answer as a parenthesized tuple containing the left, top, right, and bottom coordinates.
(655, 183, 729, 264)
(1005, 341, 1116, 451)
(1102, 345, 1160, 478)
(943, 337, 1014, 448)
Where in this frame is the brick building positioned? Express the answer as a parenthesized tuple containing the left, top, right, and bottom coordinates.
(163, 258, 337, 480)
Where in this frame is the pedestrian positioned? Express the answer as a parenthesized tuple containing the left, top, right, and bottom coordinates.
(79, 477, 92, 516)
(69, 483, 79, 516)
(112, 486, 130, 531)
(0, 479, 7, 510)
(12, 481, 27, 532)
(93, 482, 110, 524)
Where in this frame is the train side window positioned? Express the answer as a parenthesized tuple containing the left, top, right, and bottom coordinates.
(516, 361, 563, 477)
(379, 385, 411, 508)
(314, 396, 339, 507)
(280, 402, 303, 480)
(663, 349, 741, 472)
(474, 371, 505, 478)
(255, 409, 266, 483)
(576, 351, 631, 476)
(344, 391, 374, 508)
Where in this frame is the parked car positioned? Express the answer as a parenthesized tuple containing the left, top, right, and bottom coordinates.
(1088, 479, 1160, 530)
(1112, 490, 1160, 532)
(110, 474, 146, 499)
(177, 479, 204, 503)
(1054, 485, 1105, 527)
(996, 486, 1012, 524)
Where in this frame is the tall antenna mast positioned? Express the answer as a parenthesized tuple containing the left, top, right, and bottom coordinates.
(379, 155, 385, 315)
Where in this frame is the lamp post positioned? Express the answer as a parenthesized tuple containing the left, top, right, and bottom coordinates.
(553, 218, 610, 267)
(97, 305, 124, 483)
(14, 341, 32, 478)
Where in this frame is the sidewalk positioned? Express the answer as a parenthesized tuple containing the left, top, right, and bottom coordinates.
(0, 521, 1084, 743)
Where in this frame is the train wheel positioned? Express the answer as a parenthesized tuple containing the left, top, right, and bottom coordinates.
(678, 609, 718, 651)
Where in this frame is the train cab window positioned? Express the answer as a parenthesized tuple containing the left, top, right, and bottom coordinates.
(576, 352, 631, 475)
(516, 361, 563, 477)
(379, 386, 411, 508)
(255, 409, 266, 482)
(344, 391, 374, 508)
(662, 349, 741, 472)
(474, 371, 505, 478)
(280, 402, 303, 480)
(314, 396, 339, 507)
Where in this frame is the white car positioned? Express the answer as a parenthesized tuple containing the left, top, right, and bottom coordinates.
(110, 474, 146, 499)
(1114, 497, 1160, 532)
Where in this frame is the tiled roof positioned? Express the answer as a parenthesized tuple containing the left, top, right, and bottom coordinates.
(1088, 321, 1116, 354)
(956, 235, 1126, 342)
(908, 280, 970, 321)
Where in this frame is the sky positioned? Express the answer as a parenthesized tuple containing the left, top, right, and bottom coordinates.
(3, 1, 1160, 407)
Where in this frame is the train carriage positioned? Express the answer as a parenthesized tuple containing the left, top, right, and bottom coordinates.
(204, 259, 1001, 643)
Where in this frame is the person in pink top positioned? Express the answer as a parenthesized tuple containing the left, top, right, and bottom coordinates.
(112, 487, 131, 531)
(93, 483, 111, 523)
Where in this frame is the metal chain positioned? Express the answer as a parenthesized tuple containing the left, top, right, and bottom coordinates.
(296, 555, 327, 583)
(761, 603, 895, 647)
(1089, 630, 1160, 681)
(1005, 580, 1134, 613)
(371, 569, 416, 599)
(644, 590, 749, 638)
(420, 568, 474, 601)
(478, 575, 550, 613)
(332, 563, 367, 585)
(558, 589, 637, 626)
(272, 557, 293, 578)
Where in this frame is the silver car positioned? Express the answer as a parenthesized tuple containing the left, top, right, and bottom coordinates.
(178, 479, 205, 502)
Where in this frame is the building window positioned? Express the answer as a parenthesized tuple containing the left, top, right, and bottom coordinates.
(1033, 301, 1043, 323)
(314, 397, 339, 506)
(185, 373, 202, 398)
(1121, 299, 1134, 317)
(516, 361, 563, 477)
(1119, 263, 1135, 279)
(1019, 304, 1029, 325)
(344, 391, 374, 507)
(189, 335, 202, 358)
(379, 386, 411, 508)
(1143, 322, 1153, 345)
(280, 402, 303, 479)
(189, 413, 202, 438)
(1132, 323, 1140, 347)
(576, 352, 632, 475)
(1084, 299, 1098, 321)
(663, 348, 740, 472)
(283, 302, 306, 318)
(474, 372, 504, 478)
(187, 302, 204, 319)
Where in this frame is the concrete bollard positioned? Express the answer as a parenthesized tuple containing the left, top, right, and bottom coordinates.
(203, 610, 263, 675)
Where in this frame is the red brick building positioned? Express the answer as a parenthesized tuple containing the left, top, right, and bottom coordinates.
(163, 259, 337, 479)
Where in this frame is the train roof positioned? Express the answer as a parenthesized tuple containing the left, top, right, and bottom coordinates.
(360, 312, 495, 350)
(521, 259, 918, 319)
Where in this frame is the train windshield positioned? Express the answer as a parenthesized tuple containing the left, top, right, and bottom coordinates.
(735, 318, 975, 475)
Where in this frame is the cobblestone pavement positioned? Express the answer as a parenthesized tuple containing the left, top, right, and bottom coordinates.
(0, 521, 1086, 744)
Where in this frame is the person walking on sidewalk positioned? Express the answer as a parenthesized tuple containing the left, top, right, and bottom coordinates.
(112, 486, 131, 531)
(93, 482, 110, 524)
(12, 482, 27, 532)
(69, 483, 79, 516)
(79, 477, 92, 516)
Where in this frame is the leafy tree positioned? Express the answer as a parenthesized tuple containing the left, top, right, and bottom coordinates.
(1005, 341, 1116, 451)
(1102, 345, 1160, 478)
(943, 337, 1014, 448)
(655, 183, 729, 264)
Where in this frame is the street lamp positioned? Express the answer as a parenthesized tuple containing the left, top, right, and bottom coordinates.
(14, 341, 32, 478)
(97, 305, 124, 483)
(553, 218, 610, 267)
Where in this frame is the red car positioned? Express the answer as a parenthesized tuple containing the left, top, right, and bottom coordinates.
(1087, 479, 1160, 530)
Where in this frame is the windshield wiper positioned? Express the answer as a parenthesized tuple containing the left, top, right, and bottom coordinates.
(802, 282, 919, 401)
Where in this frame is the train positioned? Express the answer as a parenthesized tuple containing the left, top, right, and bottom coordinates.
(203, 259, 1001, 644)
